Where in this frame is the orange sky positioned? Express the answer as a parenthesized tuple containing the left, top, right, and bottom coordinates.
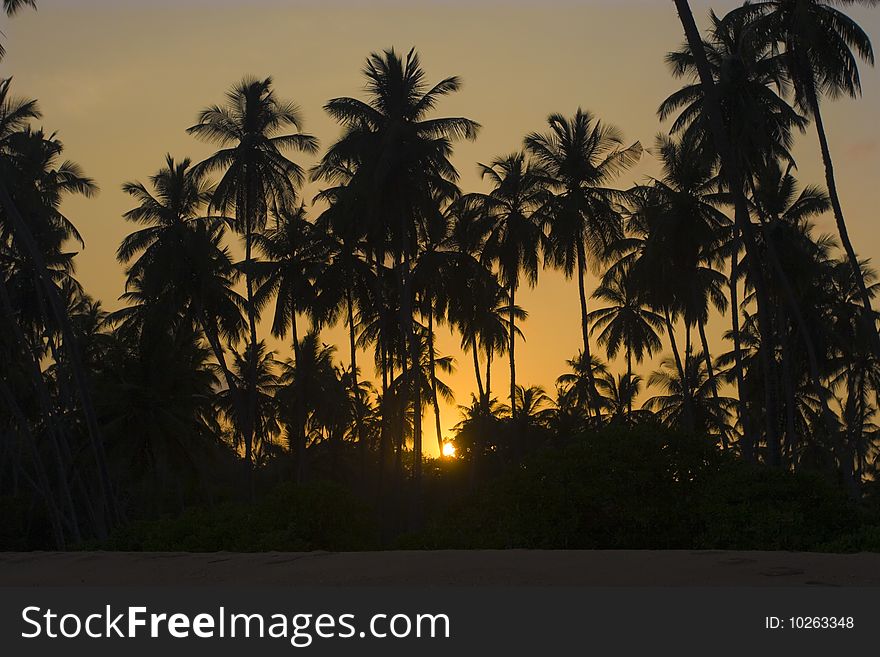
(3, 1, 879, 455)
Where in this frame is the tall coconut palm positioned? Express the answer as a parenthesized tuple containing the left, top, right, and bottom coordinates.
(187, 76, 318, 471)
(732, 0, 880, 357)
(460, 152, 550, 419)
(118, 155, 245, 391)
(667, 1, 801, 464)
(314, 47, 478, 487)
(525, 109, 642, 375)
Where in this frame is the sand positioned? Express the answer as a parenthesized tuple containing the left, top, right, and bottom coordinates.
(1, 550, 879, 586)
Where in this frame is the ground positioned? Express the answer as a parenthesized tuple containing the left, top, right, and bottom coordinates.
(2, 550, 879, 586)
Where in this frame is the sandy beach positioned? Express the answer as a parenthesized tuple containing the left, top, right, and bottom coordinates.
(1, 550, 878, 587)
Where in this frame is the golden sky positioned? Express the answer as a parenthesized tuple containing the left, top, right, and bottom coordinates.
(3, 1, 879, 455)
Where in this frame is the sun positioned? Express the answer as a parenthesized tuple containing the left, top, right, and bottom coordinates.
(441, 442, 457, 459)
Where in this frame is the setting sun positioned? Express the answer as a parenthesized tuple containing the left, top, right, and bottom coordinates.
(441, 442, 457, 459)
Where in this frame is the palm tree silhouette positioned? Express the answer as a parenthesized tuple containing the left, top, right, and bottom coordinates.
(315, 47, 478, 488)
(188, 77, 318, 476)
(556, 352, 610, 423)
(589, 271, 664, 419)
(525, 109, 641, 404)
(732, 0, 880, 358)
(118, 155, 245, 395)
(0, 0, 36, 60)
(1, 82, 118, 536)
(461, 152, 549, 420)
(646, 353, 735, 443)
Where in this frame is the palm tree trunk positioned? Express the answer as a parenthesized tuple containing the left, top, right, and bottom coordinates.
(291, 308, 307, 483)
(0, 379, 67, 548)
(672, 0, 780, 457)
(427, 310, 443, 455)
(807, 83, 880, 359)
(486, 349, 493, 409)
(576, 237, 600, 419)
(665, 307, 693, 432)
(664, 308, 686, 387)
(728, 250, 755, 461)
(508, 284, 517, 420)
(0, 279, 82, 543)
(243, 215, 258, 487)
(1, 181, 118, 530)
(471, 336, 485, 406)
(698, 320, 727, 450)
(346, 287, 365, 454)
(762, 229, 839, 467)
(684, 321, 695, 433)
(779, 313, 797, 468)
(626, 345, 633, 421)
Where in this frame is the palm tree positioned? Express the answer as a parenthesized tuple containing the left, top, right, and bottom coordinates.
(217, 340, 281, 463)
(276, 331, 348, 473)
(511, 384, 555, 428)
(187, 76, 318, 472)
(733, 0, 880, 357)
(314, 47, 479, 486)
(118, 155, 245, 392)
(645, 353, 735, 444)
(0, 0, 36, 60)
(95, 323, 220, 505)
(2, 0, 35, 14)
(595, 371, 646, 426)
(1, 86, 117, 534)
(589, 272, 664, 418)
(556, 352, 610, 422)
(666, 1, 800, 463)
(252, 204, 326, 479)
(461, 152, 550, 419)
(525, 109, 642, 386)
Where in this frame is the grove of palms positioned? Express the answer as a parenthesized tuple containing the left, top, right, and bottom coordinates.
(2, 0, 880, 549)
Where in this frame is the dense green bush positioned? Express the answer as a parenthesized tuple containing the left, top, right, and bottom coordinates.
(86, 427, 878, 552)
(102, 481, 378, 552)
(404, 426, 860, 551)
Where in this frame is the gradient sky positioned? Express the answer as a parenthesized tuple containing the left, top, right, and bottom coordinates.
(2, 1, 878, 455)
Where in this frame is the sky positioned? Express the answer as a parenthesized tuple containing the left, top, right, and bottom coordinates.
(2, 0, 879, 456)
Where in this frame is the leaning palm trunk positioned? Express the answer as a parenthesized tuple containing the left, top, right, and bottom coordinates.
(0, 181, 117, 532)
(470, 335, 485, 407)
(728, 250, 755, 461)
(485, 349, 493, 410)
(508, 284, 517, 420)
(806, 83, 880, 360)
(626, 346, 633, 421)
(697, 321, 727, 450)
(672, 0, 780, 458)
(575, 237, 601, 419)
